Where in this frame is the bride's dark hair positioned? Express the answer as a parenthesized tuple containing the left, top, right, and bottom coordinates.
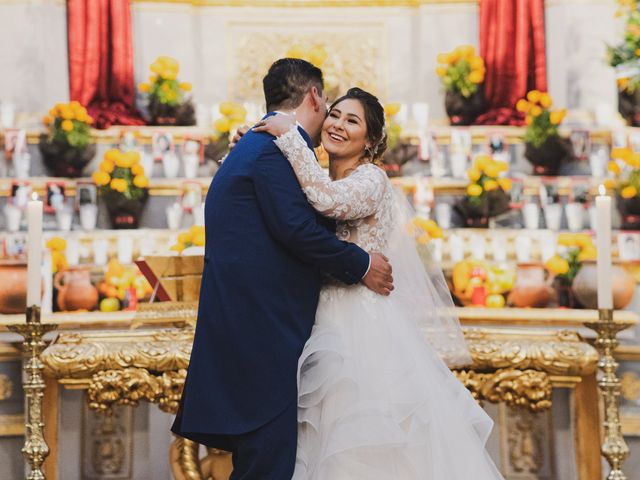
(330, 87, 387, 163)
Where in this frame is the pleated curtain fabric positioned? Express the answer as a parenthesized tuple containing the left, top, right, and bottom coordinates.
(474, 0, 548, 125)
(67, 0, 145, 129)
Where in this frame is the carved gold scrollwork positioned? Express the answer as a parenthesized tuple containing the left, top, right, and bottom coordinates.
(453, 368, 552, 412)
(87, 368, 187, 414)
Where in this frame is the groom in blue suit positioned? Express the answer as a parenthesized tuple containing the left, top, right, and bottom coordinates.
(172, 58, 393, 479)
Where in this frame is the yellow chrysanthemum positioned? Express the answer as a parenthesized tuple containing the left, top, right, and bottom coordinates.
(578, 245, 597, 262)
(384, 103, 401, 117)
(92, 170, 111, 186)
(574, 233, 593, 249)
(105, 149, 121, 163)
(110, 178, 128, 193)
(549, 109, 567, 125)
(539, 93, 553, 108)
(131, 163, 144, 176)
(139, 83, 150, 93)
(189, 225, 205, 237)
(435, 66, 447, 77)
(192, 231, 206, 246)
(42, 115, 52, 126)
(133, 175, 149, 189)
(467, 184, 483, 197)
(497, 178, 512, 192)
(473, 155, 492, 171)
(46, 236, 67, 252)
(436, 53, 449, 64)
(214, 117, 231, 133)
(455, 45, 475, 59)
(177, 232, 191, 245)
(170, 243, 185, 253)
(530, 105, 543, 117)
(59, 106, 74, 120)
(468, 70, 484, 84)
(61, 119, 74, 132)
(545, 255, 570, 275)
(470, 56, 484, 70)
(467, 168, 481, 182)
(515, 99, 530, 113)
(180, 82, 192, 92)
(557, 233, 577, 247)
(608, 161, 621, 175)
(526, 90, 541, 104)
(621, 185, 638, 199)
(100, 159, 115, 174)
(525, 115, 533, 126)
(483, 162, 502, 179)
(484, 179, 499, 191)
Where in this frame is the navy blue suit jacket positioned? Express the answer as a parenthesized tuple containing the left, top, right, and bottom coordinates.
(172, 122, 369, 436)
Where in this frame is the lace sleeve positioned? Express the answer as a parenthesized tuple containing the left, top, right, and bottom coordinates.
(273, 126, 386, 220)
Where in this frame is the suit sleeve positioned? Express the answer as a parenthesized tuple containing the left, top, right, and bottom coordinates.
(253, 144, 370, 285)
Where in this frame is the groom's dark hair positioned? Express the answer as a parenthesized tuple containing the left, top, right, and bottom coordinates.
(263, 58, 324, 112)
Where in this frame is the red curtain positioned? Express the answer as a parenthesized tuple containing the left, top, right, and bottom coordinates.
(474, 0, 547, 125)
(67, 0, 144, 129)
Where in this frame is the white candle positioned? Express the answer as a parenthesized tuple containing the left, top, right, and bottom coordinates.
(26, 199, 43, 307)
(596, 185, 613, 310)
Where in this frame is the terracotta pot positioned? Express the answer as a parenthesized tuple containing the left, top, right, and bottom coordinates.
(53, 268, 99, 311)
(618, 89, 640, 127)
(103, 189, 149, 229)
(572, 262, 635, 310)
(0, 263, 28, 313)
(148, 98, 196, 126)
(454, 196, 490, 228)
(508, 263, 552, 308)
(524, 136, 574, 176)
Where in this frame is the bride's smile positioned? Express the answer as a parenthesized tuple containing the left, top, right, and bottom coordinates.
(321, 99, 369, 160)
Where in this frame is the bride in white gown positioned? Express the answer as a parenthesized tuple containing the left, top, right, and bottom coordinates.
(253, 87, 504, 480)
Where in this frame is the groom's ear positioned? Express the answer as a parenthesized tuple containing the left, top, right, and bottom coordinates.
(309, 85, 323, 112)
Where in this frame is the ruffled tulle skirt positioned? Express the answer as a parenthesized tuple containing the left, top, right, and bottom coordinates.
(292, 284, 504, 479)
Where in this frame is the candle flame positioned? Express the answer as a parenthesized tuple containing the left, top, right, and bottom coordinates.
(599, 184, 606, 196)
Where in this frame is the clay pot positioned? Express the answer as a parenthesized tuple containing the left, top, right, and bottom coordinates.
(508, 263, 552, 308)
(103, 189, 149, 229)
(0, 262, 28, 313)
(39, 134, 96, 178)
(572, 262, 635, 310)
(445, 89, 486, 126)
(617, 195, 640, 230)
(618, 89, 640, 127)
(524, 136, 574, 176)
(53, 268, 99, 311)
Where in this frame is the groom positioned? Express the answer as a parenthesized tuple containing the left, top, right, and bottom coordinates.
(172, 58, 394, 479)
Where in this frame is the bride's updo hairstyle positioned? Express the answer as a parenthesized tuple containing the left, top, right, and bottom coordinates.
(330, 87, 388, 163)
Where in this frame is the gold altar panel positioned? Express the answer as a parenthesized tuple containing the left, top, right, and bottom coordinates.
(226, 22, 388, 102)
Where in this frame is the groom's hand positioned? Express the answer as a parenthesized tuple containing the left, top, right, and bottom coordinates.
(362, 252, 394, 296)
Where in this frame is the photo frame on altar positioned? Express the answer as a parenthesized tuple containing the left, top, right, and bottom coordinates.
(45, 182, 66, 213)
(119, 130, 140, 152)
(183, 135, 205, 163)
(487, 132, 510, 165)
(181, 181, 203, 212)
(450, 128, 472, 156)
(75, 181, 97, 209)
(425, 132, 446, 177)
(4, 128, 27, 162)
(3, 235, 27, 257)
(9, 180, 31, 208)
(152, 131, 174, 161)
(569, 130, 591, 161)
(618, 233, 640, 261)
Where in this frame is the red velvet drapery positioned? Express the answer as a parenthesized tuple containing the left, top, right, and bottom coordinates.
(67, 0, 144, 129)
(474, 0, 548, 125)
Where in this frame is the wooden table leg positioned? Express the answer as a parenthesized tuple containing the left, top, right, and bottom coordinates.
(573, 373, 602, 480)
(43, 374, 59, 480)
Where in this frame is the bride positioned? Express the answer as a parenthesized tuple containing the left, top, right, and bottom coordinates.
(252, 87, 504, 479)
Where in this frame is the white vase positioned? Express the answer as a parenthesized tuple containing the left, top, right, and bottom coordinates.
(565, 203, 584, 232)
(522, 203, 540, 230)
(543, 204, 562, 231)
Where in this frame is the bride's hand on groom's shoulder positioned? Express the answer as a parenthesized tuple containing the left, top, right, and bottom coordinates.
(229, 125, 250, 150)
(253, 113, 297, 138)
(362, 252, 394, 296)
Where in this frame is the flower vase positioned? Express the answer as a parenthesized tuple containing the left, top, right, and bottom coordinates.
(617, 194, 640, 230)
(104, 190, 149, 229)
(148, 97, 196, 126)
(553, 278, 577, 308)
(38, 134, 96, 177)
(454, 196, 490, 228)
(524, 135, 573, 176)
(487, 189, 511, 218)
(444, 89, 486, 126)
(507, 263, 552, 308)
(618, 89, 640, 127)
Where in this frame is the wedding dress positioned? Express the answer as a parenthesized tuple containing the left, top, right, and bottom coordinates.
(274, 127, 504, 480)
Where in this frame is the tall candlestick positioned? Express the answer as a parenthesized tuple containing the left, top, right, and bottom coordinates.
(26, 199, 43, 307)
(596, 185, 613, 310)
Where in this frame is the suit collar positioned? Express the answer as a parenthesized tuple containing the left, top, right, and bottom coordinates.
(264, 111, 314, 149)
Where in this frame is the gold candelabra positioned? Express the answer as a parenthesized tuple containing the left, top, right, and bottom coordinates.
(8, 306, 56, 480)
(585, 308, 631, 480)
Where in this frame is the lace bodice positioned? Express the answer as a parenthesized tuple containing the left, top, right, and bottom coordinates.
(274, 127, 395, 252)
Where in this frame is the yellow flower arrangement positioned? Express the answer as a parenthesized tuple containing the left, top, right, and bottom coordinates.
(545, 233, 596, 286)
(384, 102, 402, 151)
(286, 44, 328, 68)
(435, 45, 486, 98)
(411, 217, 443, 244)
(46, 237, 68, 274)
(608, 147, 640, 200)
(170, 225, 206, 253)
(465, 154, 510, 202)
(138, 56, 192, 107)
(212, 102, 248, 140)
(517, 91, 566, 148)
(92, 149, 148, 200)
(43, 101, 93, 149)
